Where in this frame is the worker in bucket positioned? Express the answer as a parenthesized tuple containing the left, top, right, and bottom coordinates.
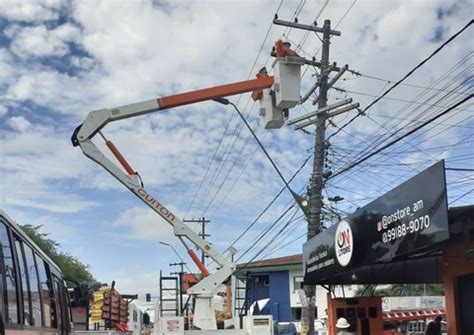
(335, 317, 355, 335)
(275, 37, 299, 57)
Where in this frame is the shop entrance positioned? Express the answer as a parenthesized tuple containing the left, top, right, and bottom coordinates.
(302, 162, 474, 335)
(458, 273, 474, 334)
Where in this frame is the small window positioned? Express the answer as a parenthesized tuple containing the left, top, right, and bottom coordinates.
(15, 239, 32, 326)
(54, 278, 70, 332)
(0, 222, 18, 324)
(293, 276, 304, 291)
(23, 244, 42, 327)
(35, 254, 53, 328)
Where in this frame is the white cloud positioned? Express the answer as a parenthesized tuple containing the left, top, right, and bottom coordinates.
(114, 207, 176, 242)
(0, 0, 472, 284)
(0, 49, 15, 82)
(7, 23, 81, 58)
(0, 118, 96, 214)
(0, 105, 7, 118)
(0, 0, 64, 22)
(70, 56, 96, 70)
(7, 115, 31, 131)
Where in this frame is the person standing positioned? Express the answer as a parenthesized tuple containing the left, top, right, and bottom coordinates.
(335, 317, 355, 335)
(425, 316, 442, 335)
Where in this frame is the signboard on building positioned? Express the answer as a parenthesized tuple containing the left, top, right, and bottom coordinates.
(162, 316, 184, 334)
(303, 160, 449, 283)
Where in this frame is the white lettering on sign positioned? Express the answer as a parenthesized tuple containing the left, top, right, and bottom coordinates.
(308, 250, 328, 264)
(376, 199, 431, 244)
(307, 258, 335, 273)
(377, 200, 424, 231)
(381, 215, 431, 243)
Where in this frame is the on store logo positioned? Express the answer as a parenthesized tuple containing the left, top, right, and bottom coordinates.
(335, 220, 353, 267)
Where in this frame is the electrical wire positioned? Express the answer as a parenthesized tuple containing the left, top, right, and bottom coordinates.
(185, 0, 286, 217)
(329, 94, 472, 180)
(327, 19, 473, 142)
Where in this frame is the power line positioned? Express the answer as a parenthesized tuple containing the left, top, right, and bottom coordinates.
(228, 154, 311, 249)
(333, 0, 358, 29)
(186, 0, 286, 217)
(330, 95, 472, 180)
(346, 69, 472, 96)
(236, 204, 296, 262)
(327, 19, 473, 142)
(330, 57, 472, 180)
(446, 168, 474, 172)
(449, 189, 474, 205)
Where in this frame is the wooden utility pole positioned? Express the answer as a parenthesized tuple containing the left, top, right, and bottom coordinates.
(304, 19, 332, 335)
(183, 217, 210, 265)
(274, 17, 359, 334)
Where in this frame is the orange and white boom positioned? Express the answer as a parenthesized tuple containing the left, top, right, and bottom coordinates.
(72, 76, 274, 272)
(72, 45, 303, 330)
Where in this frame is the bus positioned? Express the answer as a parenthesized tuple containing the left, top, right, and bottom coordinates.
(0, 209, 71, 335)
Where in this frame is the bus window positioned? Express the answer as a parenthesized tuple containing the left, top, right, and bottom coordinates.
(54, 278, 68, 335)
(14, 239, 31, 326)
(35, 253, 53, 328)
(23, 244, 42, 327)
(62, 284, 71, 333)
(0, 222, 18, 324)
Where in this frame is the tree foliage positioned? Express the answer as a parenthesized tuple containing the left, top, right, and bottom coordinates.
(20, 224, 95, 285)
(356, 284, 444, 297)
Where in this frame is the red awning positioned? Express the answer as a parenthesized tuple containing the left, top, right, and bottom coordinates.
(383, 308, 445, 322)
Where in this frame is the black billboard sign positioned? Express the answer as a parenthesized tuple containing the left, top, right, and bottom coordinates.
(303, 160, 449, 283)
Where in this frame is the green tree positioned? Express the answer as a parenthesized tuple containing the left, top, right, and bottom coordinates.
(356, 284, 444, 296)
(20, 224, 95, 285)
(385, 284, 444, 296)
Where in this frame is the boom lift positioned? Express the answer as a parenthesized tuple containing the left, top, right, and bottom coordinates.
(72, 40, 304, 333)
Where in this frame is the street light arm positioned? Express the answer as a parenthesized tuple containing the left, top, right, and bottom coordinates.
(159, 241, 193, 273)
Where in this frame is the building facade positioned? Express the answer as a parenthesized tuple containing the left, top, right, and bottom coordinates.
(234, 254, 357, 323)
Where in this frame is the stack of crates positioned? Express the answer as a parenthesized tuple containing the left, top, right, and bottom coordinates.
(89, 286, 129, 329)
(102, 288, 129, 324)
(90, 287, 107, 322)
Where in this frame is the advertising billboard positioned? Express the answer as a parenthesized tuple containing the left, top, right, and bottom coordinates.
(303, 160, 449, 283)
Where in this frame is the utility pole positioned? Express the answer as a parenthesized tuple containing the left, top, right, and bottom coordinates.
(183, 217, 210, 265)
(274, 17, 357, 335)
(308, 19, 331, 239)
(304, 20, 331, 335)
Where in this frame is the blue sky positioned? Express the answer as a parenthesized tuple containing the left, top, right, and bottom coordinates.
(0, 0, 472, 311)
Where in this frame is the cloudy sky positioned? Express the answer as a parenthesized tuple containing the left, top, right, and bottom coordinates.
(0, 0, 472, 310)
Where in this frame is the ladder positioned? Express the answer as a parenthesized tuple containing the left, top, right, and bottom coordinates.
(234, 272, 253, 318)
(234, 277, 247, 317)
(159, 272, 179, 316)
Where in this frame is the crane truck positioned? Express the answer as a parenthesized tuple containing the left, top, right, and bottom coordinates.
(71, 40, 304, 334)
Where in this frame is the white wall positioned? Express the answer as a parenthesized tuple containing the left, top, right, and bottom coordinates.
(288, 269, 304, 308)
(288, 269, 359, 320)
(128, 302, 142, 335)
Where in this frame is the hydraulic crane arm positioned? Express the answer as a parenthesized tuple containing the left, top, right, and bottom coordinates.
(72, 44, 304, 330)
(72, 75, 274, 273)
(73, 76, 274, 143)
